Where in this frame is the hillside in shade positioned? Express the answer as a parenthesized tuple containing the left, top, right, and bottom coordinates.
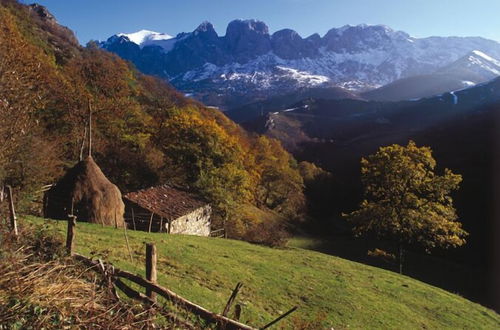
(243, 78, 500, 310)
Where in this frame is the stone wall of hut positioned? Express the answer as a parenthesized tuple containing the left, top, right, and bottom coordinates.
(170, 205, 211, 236)
(124, 202, 211, 236)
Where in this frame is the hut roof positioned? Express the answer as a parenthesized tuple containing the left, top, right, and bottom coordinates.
(124, 185, 208, 220)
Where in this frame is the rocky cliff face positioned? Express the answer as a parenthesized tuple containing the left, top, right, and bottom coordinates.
(27, 4, 80, 64)
(271, 29, 319, 59)
(225, 19, 271, 63)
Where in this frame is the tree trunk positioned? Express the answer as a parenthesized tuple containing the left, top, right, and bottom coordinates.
(6, 185, 18, 236)
(223, 213, 228, 239)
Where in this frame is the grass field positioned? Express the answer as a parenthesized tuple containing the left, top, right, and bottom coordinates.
(25, 216, 500, 329)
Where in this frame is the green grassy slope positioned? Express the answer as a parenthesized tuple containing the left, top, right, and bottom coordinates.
(25, 217, 500, 329)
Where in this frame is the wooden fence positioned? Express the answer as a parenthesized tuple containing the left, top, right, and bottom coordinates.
(210, 227, 226, 238)
(73, 244, 297, 329)
(0, 186, 298, 329)
(65, 216, 297, 329)
(74, 252, 257, 329)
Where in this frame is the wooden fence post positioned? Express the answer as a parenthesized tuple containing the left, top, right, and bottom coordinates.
(66, 215, 76, 255)
(148, 213, 154, 233)
(146, 243, 157, 302)
(131, 206, 136, 230)
(6, 185, 18, 236)
(123, 223, 134, 263)
(234, 304, 242, 321)
(71, 254, 258, 330)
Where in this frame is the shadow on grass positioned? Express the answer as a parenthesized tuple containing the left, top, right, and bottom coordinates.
(289, 233, 489, 310)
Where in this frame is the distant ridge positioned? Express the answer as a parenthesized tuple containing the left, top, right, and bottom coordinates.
(363, 50, 500, 101)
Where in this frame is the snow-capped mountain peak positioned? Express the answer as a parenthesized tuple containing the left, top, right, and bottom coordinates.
(118, 30, 171, 45)
(194, 21, 216, 33)
(117, 30, 175, 51)
(444, 50, 500, 77)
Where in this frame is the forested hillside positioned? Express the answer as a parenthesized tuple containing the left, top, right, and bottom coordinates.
(0, 0, 305, 243)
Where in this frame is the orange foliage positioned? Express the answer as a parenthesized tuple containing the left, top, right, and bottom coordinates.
(0, 2, 306, 237)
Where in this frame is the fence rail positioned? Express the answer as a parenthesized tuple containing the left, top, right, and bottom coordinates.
(74, 252, 259, 330)
(210, 227, 226, 238)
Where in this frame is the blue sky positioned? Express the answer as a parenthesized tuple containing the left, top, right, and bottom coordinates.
(32, 0, 500, 44)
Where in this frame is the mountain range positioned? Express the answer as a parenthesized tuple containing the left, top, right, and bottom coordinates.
(101, 20, 500, 109)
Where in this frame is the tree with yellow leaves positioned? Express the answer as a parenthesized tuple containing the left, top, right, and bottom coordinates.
(344, 141, 467, 274)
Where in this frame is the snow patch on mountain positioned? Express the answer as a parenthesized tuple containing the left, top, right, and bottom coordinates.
(118, 30, 176, 52)
(472, 50, 500, 64)
(467, 50, 500, 75)
(450, 91, 458, 104)
(118, 30, 172, 44)
(275, 66, 330, 85)
(179, 53, 331, 90)
(178, 49, 396, 91)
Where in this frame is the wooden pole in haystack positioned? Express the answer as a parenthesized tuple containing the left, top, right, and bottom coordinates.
(88, 100, 93, 158)
(79, 125, 87, 162)
(66, 215, 77, 255)
(6, 185, 18, 236)
(146, 243, 157, 302)
(131, 207, 136, 230)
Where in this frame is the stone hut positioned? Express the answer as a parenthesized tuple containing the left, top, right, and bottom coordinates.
(123, 185, 211, 236)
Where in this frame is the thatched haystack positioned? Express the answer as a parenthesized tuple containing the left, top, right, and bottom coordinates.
(43, 156, 125, 227)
